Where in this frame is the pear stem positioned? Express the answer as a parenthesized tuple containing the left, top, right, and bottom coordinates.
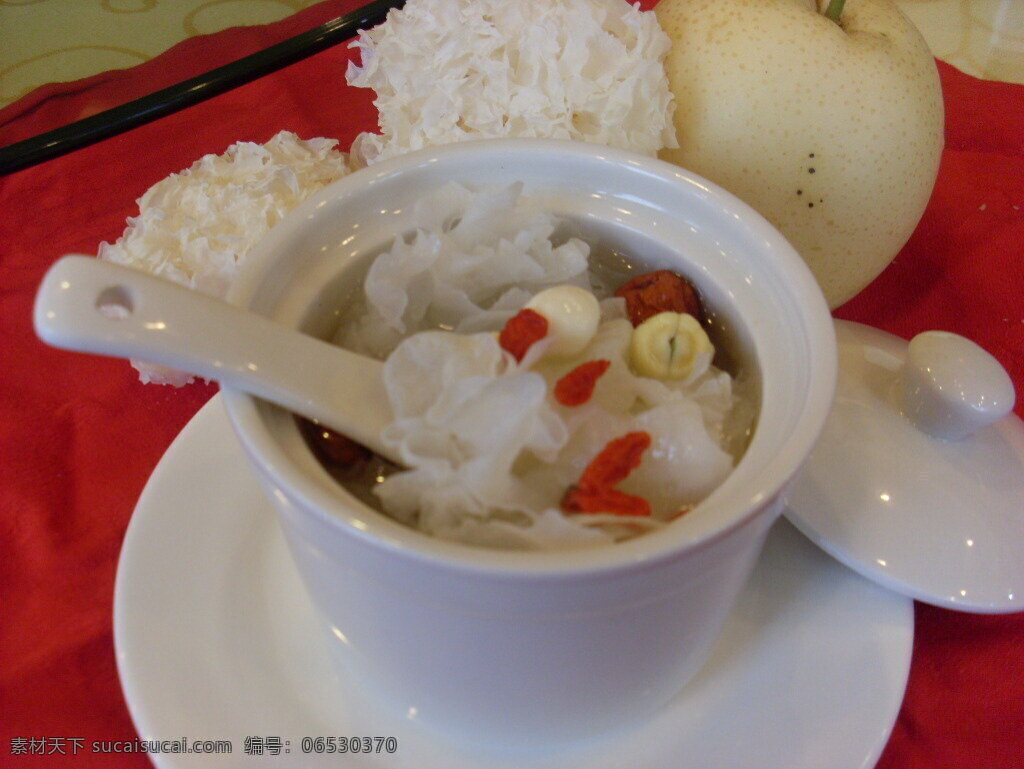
(823, 0, 846, 24)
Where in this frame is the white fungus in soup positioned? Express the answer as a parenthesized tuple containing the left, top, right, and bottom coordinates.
(301, 182, 756, 550)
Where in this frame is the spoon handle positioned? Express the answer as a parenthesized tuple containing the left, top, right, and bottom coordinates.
(34, 255, 395, 461)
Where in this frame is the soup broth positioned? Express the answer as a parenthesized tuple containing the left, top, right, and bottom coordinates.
(297, 182, 759, 549)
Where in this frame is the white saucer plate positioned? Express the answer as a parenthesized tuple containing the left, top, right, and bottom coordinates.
(114, 396, 913, 769)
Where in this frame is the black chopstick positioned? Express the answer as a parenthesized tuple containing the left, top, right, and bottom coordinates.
(0, 0, 404, 177)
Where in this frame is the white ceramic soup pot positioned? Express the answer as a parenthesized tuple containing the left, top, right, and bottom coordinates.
(222, 139, 836, 744)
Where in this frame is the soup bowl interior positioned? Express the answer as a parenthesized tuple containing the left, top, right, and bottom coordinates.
(221, 138, 836, 742)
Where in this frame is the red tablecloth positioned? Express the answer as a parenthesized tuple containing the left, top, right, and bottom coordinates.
(1, 2, 1022, 767)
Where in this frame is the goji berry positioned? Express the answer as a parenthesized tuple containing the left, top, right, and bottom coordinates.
(561, 485, 651, 517)
(499, 308, 548, 362)
(554, 359, 611, 406)
(579, 431, 651, 489)
(561, 431, 652, 517)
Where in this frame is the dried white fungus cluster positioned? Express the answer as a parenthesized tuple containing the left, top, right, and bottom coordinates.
(99, 131, 350, 385)
(346, 0, 677, 166)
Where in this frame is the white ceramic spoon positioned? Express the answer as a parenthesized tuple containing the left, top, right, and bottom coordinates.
(33, 255, 397, 463)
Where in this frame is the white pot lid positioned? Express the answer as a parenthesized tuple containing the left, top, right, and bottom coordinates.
(786, 319, 1024, 613)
